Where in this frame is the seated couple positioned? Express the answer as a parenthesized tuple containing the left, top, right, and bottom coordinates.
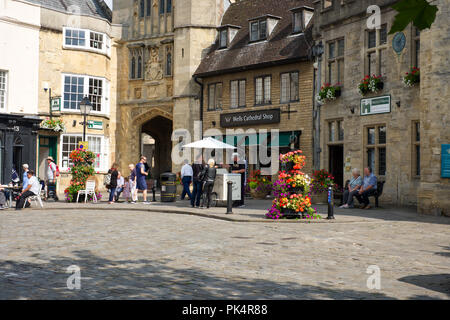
(340, 167, 378, 210)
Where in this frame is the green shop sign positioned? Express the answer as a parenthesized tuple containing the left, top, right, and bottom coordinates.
(87, 120, 103, 130)
(360, 95, 391, 116)
(51, 97, 61, 111)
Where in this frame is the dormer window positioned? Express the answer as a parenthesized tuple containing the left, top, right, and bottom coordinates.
(220, 30, 227, 48)
(290, 6, 314, 34)
(248, 15, 280, 42)
(217, 25, 241, 49)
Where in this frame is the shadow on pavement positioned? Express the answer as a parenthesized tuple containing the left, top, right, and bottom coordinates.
(0, 249, 400, 300)
(398, 274, 450, 297)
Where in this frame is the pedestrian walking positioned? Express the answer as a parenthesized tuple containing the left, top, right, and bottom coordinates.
(180, 159, 193, 201)
(107, 163, 119, 204)
(128, 163, 138, 203)
(136, 156, 150, 204)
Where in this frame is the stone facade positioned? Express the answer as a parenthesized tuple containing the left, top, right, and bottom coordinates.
(113, 0, 225, 178)
(35, 2, 120, 194)
(201, 63, 315, 175)
(312, 0, 449, 214)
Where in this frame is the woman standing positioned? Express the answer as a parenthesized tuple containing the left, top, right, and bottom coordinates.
(200, 158, 217, 209)
(108, 163, 119, 204)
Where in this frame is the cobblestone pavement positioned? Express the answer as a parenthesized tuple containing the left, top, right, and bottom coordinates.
(0, 205, 449, 299)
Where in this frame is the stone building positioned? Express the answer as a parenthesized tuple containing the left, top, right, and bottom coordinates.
(194, 0, 315, 176)
(0, 0, 41, 184)
(312, 0, 449, 214)
(29, 0, 120, 193)
(112, 0, 226, 178)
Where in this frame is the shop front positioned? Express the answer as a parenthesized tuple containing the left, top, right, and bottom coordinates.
(0, 114, 41, 185)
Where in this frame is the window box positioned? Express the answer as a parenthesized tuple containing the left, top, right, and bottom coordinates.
(40, 118, 66, 133)
(358, 75, 383, 96)
(403, 67, 420, 87)
(317, 83, 342, 104)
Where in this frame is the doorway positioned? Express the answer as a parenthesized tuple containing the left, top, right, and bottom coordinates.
(38, 136, 57, 181)
(329, 145, 344, 189)
(141, 116, 173, 181)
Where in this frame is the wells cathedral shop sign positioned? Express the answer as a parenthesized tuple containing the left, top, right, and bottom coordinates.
(220, 109, 281, 128)
(360, 95, 391, 116)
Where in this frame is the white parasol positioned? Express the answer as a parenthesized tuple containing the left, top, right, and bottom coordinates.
(182, 137, 236, 149)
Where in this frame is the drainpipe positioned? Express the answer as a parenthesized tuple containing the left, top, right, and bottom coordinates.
(312, 42, 323, 171)
(194, 75, 204, 139)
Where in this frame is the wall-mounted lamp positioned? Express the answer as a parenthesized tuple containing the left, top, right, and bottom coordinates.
(396, 101, 401, 108)
(350, 106, 355, 114)
(72, 120, 77, 127)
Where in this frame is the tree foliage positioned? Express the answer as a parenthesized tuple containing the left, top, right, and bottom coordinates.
(389, 0, 439, 34)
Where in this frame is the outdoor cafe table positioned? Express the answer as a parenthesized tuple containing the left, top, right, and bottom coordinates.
(0, 185, 22, 208)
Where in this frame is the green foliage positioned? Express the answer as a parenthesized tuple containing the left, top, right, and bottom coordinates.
(389, 0, 438, 34)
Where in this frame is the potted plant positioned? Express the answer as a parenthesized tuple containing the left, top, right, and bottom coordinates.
(40, 117, 66, 133)
(267, 149, 321, 220)
(317, 83, 342, 104)
(403, 67, 420, 87)
(309, 169, 337, 204)
(248, 170, 271, 199)
(358, 75, 384, 96)
(64, 148, 101, 202)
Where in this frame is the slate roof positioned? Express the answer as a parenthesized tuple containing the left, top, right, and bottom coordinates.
(194, 0, 314, 77)
(27, 0, 111, 22)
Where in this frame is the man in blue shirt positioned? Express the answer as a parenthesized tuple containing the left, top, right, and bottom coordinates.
(22, 164, 29, 191)
(355, 167, 377, 209)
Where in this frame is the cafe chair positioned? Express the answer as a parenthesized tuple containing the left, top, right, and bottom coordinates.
(76, 180, 97, 203)
(24, 184, 44, 208)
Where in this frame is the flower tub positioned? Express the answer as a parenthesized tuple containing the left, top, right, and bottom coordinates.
(358, 75, 384, 96)
(317, 83, 342, 104)
(403, 67, 420, 87)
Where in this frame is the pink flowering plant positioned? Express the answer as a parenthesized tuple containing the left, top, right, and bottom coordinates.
(403, 67, 420, 87)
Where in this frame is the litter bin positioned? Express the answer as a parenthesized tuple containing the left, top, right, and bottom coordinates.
(160, 172, 176, 202)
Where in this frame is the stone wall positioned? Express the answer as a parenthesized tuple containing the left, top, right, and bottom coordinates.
(201, 62, 315, 175)
(315, 5, 422, 206)
(417, 0, 450, 215)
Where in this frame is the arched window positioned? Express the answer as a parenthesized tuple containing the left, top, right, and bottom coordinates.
(159, 0, 165, 14)
(140, 0, 145, 18)
(137, 56, 142, 78)
(167, 0, 172, 13)
(131, 57, 136, 79)
(166, 52, 172, 76)
(146, 0, 151, 16)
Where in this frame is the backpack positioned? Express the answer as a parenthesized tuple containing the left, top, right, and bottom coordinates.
(103, 173, 111, 186)
(55, 165, 60, 177)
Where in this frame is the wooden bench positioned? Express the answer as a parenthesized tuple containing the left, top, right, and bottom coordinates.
(341, 180, 385, 207)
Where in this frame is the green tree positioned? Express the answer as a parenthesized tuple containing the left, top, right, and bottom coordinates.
(389, 0, 439, 34)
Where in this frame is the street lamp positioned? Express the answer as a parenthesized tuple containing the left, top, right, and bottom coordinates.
(79, 96, 92, 141)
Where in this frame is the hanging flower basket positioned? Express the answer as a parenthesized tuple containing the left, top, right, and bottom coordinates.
(358, 75, 384, 96)
(40, 118, 66, 133)
(403, 67, 420, 87)
(317, 83, 342, 104)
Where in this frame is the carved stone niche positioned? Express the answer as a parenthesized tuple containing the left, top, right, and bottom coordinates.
(134, 87, 142, 99)
(145, 46, 163, 82)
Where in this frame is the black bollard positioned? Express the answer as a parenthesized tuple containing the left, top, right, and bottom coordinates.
(226, 180, 233, 214)
(152, 179, 157, 202)
(326, 186, 335, 219)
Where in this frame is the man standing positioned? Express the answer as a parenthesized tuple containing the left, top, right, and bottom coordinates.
(231, 152, 246, 207)
(191, 154, 204, 208)
(16, 170, 40, 210)
(22, 164, 29, 191)
(180, 159, 193, 201)
(136, 156, 150, 204)
(355, 167, 378, 209)
(46, 156, 57, 181)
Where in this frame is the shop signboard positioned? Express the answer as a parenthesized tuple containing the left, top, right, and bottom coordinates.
(360, 95, 391, 116)
(441, 144, 450, 178)
(220, 109, 280, 127)
(87, 120, 103, 130)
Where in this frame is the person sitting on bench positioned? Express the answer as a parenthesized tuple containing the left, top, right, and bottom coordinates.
(340, 168, 362, 209)
(16, 170, 40, 210)
(355, 167, 377, 210)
